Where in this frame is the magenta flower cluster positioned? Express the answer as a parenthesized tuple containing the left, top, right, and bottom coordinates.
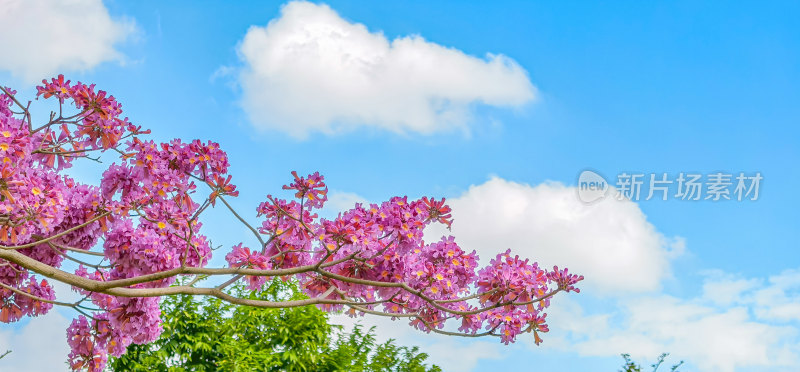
(0, 77, 583, 372)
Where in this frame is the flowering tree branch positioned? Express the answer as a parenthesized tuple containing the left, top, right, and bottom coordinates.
(0, 76, 583, 371)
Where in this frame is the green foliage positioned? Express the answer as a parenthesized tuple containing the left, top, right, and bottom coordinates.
(320, 325, 438, 372)
(619, 353, 684, 372)
(109, 279, 440, 372)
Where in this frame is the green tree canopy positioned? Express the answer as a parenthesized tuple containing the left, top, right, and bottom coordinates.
(109, 279, 440, 372)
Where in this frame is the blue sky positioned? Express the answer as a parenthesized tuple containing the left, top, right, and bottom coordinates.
(0, 1, 799, 371)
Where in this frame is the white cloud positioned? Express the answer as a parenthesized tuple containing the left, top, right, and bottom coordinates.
(0, 310, 71, 372)
(546, 270, 800, 372)
(702, 273, 761, 307)
(237, 1, 535, 138)
(705, 269, 800, 323)
(572, 298, 797, 372)
(425, 177, 684, 293)
(0, 0, 136, 84)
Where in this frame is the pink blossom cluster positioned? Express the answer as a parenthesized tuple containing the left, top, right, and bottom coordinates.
(0, 77, 193, 371)
(0, 76, 140, 338)
(225, 243, 270, 290)
(66, 313, 127, 371)
(246, 174, 584, 344)
(0, 276, 54, 323)
(0, 77, 583, 372)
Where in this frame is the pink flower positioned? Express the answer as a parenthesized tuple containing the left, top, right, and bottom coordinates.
(226, 244, 270, 290)
(283, 171, 328, 209)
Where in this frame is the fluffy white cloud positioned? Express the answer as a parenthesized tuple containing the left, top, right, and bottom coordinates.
(569, 298, 797, 372)
(0, 0, 136, 84)
(425, 177, 684, 293)
(0, 310, 71, 372)
(702, 275, 761, 307)
(546, 270, 800, 372)
(705, 269, 800, 323)
(237, 1, 535, 138)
